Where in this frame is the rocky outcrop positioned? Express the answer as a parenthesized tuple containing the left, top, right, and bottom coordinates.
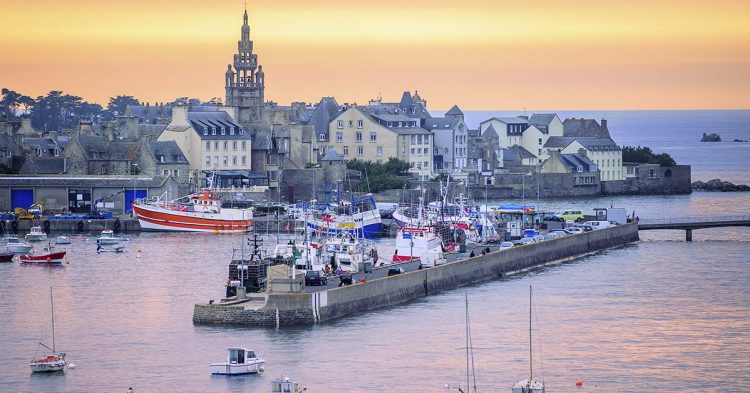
(692, 178, 750, 192)
(700, 132, 722, 142)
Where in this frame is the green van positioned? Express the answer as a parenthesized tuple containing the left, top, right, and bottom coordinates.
(557, 209, 584, 222)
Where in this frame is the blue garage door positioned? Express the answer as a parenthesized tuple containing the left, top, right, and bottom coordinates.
(124, 190, 147, 213)
(11, 189, 34, 211)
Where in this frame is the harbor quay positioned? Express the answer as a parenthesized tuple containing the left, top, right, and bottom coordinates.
(193, 222, 640, 327)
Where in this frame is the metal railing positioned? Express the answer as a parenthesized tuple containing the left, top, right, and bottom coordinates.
(639, 215, 750, 225)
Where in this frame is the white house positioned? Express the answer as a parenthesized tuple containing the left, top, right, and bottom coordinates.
(425, 105, 468, 175)
(544, 136, 624, 181)
(479, 113, 563, 164)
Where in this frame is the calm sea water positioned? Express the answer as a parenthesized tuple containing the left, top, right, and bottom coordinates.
(0, 192, 749, 393)
(457, 110, 750, 185)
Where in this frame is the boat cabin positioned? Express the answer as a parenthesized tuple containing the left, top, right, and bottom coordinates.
(191, 191, 221, 213)
(227, 347, 257, 364)
(269, 377, 301, 393)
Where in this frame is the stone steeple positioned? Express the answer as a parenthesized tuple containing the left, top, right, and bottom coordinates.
(225, 7, 265, 124)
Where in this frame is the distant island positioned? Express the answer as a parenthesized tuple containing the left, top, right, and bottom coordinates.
(733, 139, 749, 143)
(692, 178, 750, 192)
(700, 132, 722, 142)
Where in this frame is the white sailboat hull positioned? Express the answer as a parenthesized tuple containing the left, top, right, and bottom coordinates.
(211, 359, 265, 375)
(30, 358, 66, 373)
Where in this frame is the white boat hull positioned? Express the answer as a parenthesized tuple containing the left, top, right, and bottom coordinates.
(25, 235, 48, 242)
(30, 359, 66, 373)
(211, 359, 265, 375)
(7, 245, 33, 254)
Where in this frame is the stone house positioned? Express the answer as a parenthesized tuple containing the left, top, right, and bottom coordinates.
(141, 141, 190, 195)
(541, 151, 599, 186)
(479, 113, 564, 164)
(544, 136, 624, 181)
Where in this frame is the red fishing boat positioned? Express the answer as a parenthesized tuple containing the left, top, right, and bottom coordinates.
(132, 189, 253, 233)
(20, 250, 66, 265)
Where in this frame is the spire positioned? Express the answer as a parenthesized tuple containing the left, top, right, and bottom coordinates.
(243, 1, 248, 25)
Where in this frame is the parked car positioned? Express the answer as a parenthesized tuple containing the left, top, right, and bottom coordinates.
(486, 236, 502, 244)
(338, 273, 353, 286)
(564, 227, 583, 234)
(558, 209, 585, 222)
(499, 241, 514, 250)
(581, 220, 612, 230)
(520, 237, 536, 245)
(304, 270, 328, 286)
(533, 235, 545, 242)
(387, 266, 404, 276)
(581, 225, 595, 232)
(543, 215, 564, 222)
(548, 230, 567, 238)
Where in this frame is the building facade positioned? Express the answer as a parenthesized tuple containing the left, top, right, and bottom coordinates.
(225, 8, 265, 124)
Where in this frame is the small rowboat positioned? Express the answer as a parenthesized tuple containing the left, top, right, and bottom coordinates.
(20, 251, 66, 265)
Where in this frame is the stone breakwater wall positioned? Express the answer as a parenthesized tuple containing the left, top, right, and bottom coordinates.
(193, 222, 639, 327)
(1, 218, 141, 233)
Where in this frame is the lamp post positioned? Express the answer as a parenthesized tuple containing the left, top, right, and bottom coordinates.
(131, 163, 138, 216)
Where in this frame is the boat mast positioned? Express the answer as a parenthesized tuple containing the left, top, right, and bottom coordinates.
(50, 286, 55, 353)
(529, 284, 533, 383)
(465, 292, 469, 393)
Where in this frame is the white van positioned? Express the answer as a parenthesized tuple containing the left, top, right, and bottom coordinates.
(581, 220, 611, 230)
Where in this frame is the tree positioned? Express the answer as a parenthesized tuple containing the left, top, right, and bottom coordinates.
(622, 146, 676, 167)
(106, 95, 140, 117)
(30, 90, 103, 131)
(1, 88, 33, 118)
(346, 158, 411, 192)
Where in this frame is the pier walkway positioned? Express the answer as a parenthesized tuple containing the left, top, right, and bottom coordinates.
(638, 215, 750, 241)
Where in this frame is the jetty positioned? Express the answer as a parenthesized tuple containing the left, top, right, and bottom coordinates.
(193, 222, 639, 327)
(638, 215, 750, 241)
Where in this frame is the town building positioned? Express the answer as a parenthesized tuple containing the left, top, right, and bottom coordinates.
(542, 151, 599, 186)
(478, 113, 563, 163)
(225, 8, 265, 124)
(426, 105, 468, 175)
(544, 136, 624, 181)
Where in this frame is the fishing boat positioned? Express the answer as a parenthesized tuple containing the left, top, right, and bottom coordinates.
(511, 285, 545, 393)
(0, 251, 14, 262)
(210, 346, 265, 375)
(20, 245, 66, 265)
(30, 287, 67, 373)
(2, 236, 34, 254)
(96, 229, 121, 245)
(269, 376, 302, 393)
(97, 244, 125, 253)
(25, 226, 48, 242)
(55, 236, 71, 245)
(305, 194, 383, 238)
(132, 189, 254, 233)
(324, 232, 376, 273)
(392, 227, 446, 268)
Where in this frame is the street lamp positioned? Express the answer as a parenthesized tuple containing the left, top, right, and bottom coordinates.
(131, 163, 138, 216)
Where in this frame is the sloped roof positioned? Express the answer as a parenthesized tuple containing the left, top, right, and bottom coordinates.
(528, 113, 558, 126)
(306, 97, 340, 136)
(483, 116, 529, 125)
(149, 141, 187, 165)
(188, 112, 249, 140)
(544, 136, 620, 151)
(482, 124, 499, 140)
(559, 153, 597, 171)
(562, 118, 611, 138)
(544, 136, 577, 149)
(506, 144, 536, 160)
(320, 148, 343, 162)
(20, 157, 66, 174)
(423, 117, 459, 131)
(445, 105, 464, 116)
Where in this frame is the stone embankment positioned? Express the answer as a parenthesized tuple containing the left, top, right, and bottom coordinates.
(0, 218, 140, 233)
(194, 222, 640, 327)
(692, 179, 750, 192)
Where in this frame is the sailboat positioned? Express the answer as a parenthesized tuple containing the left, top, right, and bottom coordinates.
(30, 287, 67, 373)
(511, 285, 545, 393)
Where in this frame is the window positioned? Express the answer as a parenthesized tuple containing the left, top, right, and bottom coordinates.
(417, 148, 422, 156)
(221, 127, 226, 135)
(206, 141, 210, 151)
(211, 127, 216, 135)
(163, 169, 169, 176)
(319, 134, 326, 141)
(206, 156, 210, 166)
(417, 135, 423, 144)
(424, 161, 428, 168)
(425, 148, 429, 155)
(100, 164, 106, 174)
(377, 146, 383, 157)
(233, 141, 237, 150)
(230, 127, 235, 136)
(158, 155, 165, 163)
(238, 128, 243, 135)
(241, 156, 246, 165)
(173, 169, 178, 177)
(232, 156, 237, 165)
(223, 156, 228, 166)
(348, 120, 353, 127)
(357, 120, 364, 128)
(203, 127, 208, 135)
(242, 141, 246, 150)
(357, 146, 363, 157)
(336, 132, 343, 143)
(223, 141, 228, 150)
(410, 148, 415, 155)
(356, 132, 362, 142)
(538, 149, 542, 155)
(343, 146, 349, 156)
(214, 156, 219, 165)
(370, 132, 376, 143)
(214, 141, 219, 150)
(417, 162, 422, 169)
(337, 120, 344, 129)
(410, 135, 416, 145)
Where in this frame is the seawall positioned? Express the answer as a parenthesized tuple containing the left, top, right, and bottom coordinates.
(194, 222, 640, 327)
(1, 218, 141, 233)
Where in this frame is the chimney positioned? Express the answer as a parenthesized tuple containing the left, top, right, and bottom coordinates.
(601, 119, 608, 129)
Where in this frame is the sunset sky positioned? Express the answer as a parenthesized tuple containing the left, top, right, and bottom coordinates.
(1, 0, 749, 110)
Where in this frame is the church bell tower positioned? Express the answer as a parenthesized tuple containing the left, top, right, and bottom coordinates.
(225, 7, 265, 124)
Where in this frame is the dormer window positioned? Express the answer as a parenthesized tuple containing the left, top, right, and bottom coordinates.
(221, 127, 226, 135)
(203, 126, 208, 135)
(432, 124, 437, 128)
(211, 127, 216, 135)
(230, 127, 235, 136)
(158, 155, 165, 163)
(319, 134, 326, 141)
(576, 165, 583, 172)
(445, 124, 450, 128)
(239, 128, 244, 135)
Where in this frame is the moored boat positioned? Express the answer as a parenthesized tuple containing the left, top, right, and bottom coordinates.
(210, 347, 265, 375)
(20, 247, 66, 265)
(55, 236, 71, 245)
(30, 287, 68, 373)
(2, 236, 34, 254)
(269, 376, 301, 393)
(392, 227, 446, 268)
(511, 285, 545, 393)
(305, 194, 383, 238)
(133, 189, 253, 233)
(25, 226, 48, 242)
(0, 251, 14, 262)
(96, 229, 121, 245)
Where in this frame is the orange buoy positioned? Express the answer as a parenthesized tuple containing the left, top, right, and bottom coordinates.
(575, 378, 583, 387)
